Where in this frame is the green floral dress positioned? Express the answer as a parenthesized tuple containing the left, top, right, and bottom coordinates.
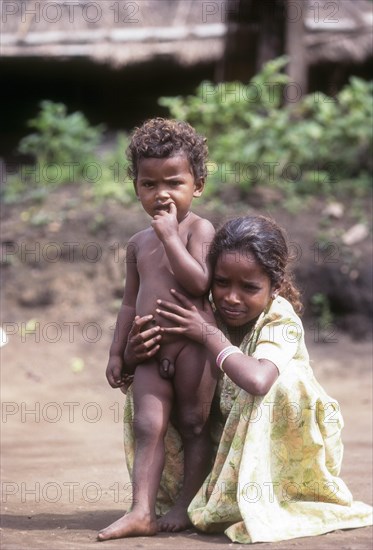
(123, 296, 372, 543)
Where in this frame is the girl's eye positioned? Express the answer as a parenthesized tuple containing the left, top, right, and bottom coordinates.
(243, 284, 260, 293)
(169, 181, 180, 186)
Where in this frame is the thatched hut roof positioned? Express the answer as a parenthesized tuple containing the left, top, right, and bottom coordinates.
(304, 0, 373, 64)
(1, 0, 372, 67)
(1, 0, 226, 66)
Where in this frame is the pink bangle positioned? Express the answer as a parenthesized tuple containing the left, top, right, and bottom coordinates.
(216, 345, 243, 372)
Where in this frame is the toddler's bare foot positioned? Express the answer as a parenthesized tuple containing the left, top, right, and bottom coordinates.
(157, 505, 192, 532)
(97, 510, 158, 540)
(159, 357, 175, 379)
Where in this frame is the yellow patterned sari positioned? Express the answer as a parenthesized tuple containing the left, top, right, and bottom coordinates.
(123, 296, 372, 542)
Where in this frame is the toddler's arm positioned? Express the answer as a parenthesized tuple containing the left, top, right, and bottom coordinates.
(106, 237, 139, 388)
(152, 203, 215, 296)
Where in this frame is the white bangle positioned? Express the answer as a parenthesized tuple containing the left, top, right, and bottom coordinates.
(216, 345, 243, 372)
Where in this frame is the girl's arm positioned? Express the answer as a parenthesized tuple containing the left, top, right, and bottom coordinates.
(152, 203, 215, 296)
(106, 238, 139, 387)
(156, 290, 279, 396)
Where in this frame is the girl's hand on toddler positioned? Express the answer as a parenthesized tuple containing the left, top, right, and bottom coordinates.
(156, 289, 216, 344)
(151, 201, 179, 241)
(124, 315, 162, 365)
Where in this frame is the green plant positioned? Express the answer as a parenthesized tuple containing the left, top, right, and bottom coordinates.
(3, 105, 135, 204)
(93, 132, 136, 204)
(159, 59, 373, 202)
(18, 100, 104, 185)
(310, 293, 334, 328)
(19, 100, 104, 164)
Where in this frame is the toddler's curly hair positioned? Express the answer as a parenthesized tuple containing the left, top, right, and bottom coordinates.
(127, 117, 208, 182)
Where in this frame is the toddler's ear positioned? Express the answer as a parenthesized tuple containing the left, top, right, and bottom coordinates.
(193, 177, 205, 197)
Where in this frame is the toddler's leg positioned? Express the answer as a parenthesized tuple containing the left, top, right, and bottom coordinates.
(98, 361, 173, 540)
(158, 342, 217, 532)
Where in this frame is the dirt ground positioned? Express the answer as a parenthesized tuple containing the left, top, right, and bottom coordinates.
(1, 187, 372, 549)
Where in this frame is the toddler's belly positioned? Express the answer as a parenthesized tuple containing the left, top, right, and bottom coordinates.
(136, 288, 203, 344)
(140, 317, 180, 345)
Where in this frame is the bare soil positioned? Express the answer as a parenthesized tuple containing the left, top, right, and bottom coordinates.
(1, 186, 372, 549)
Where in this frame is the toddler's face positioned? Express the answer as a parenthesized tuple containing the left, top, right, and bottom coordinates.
(134, 153, 204, 221)
(212, 251, 275, 328)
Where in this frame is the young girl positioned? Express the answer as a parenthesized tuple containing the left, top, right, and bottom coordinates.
(151, 215, 372, 543)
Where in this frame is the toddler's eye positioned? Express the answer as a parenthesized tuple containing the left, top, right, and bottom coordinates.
(213, 278, 228, 287)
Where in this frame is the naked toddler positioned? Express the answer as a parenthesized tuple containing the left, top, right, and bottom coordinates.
(100, 118, 217, 539)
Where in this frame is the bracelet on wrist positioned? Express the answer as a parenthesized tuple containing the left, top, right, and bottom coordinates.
(216, 345, 244, 372)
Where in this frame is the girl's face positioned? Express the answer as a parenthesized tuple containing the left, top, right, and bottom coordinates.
(212, 250, 276, 328)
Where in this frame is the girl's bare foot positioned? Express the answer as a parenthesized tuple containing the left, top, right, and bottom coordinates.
(97, 510, 158, 540)
(157, 505, 192, 532)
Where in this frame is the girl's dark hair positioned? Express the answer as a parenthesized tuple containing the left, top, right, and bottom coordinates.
(127, 117, 208, 182)
(209, 215, 303, 314)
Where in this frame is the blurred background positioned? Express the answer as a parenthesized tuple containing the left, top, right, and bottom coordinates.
(1, 0, 372, 159)
(1, 0, 372, 334)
